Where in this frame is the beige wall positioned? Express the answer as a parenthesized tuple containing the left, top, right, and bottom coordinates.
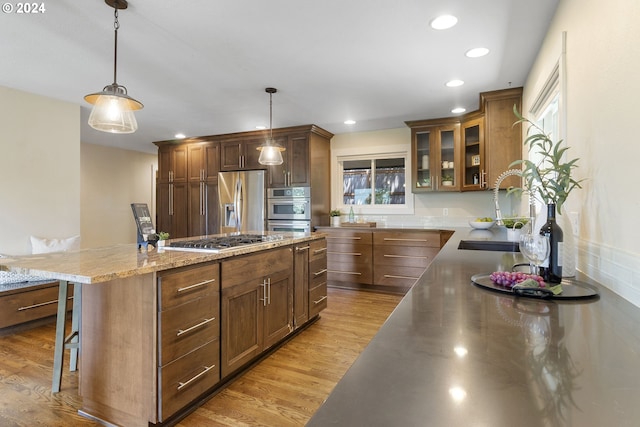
(331, 128, 517, 228)
(80, 143, 157, 248)
(523, 0, 640, 305)
(0, 86, 80, 256)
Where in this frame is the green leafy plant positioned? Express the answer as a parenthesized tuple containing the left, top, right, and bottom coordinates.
(157, 231, 170, 240)
(507, 107, 583, 215)
(329, 209, 341, 217)
(501, 217, 529, 229)
(442, 174, 453, 182)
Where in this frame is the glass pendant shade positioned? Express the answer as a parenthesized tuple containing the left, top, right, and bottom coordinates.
(257, 139, 285, 165)
(85, 84, 142, 134)
(258, 87, 285, 165)
(84, 1, 142, 134)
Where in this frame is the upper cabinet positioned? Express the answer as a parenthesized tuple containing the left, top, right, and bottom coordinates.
(220, 138, 264, 171)
(408, 119, 461, 192)
(407, 87, 522, 192)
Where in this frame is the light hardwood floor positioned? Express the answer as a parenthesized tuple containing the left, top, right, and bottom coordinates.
(0, 287, 402, 426)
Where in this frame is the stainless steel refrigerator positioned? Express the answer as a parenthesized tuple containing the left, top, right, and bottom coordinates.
(218, 170, 266, 234)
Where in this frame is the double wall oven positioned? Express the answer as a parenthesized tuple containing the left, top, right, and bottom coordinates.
(267, 187, 311, 233)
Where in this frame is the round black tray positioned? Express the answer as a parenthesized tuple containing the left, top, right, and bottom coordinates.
(471, 273, 599, 300)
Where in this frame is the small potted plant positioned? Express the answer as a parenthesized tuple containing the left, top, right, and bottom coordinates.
(329, 209, 341, 227)
(441, 175, 454, 186)
(501, 217, 529, 242)
(156, 231, 170, 247)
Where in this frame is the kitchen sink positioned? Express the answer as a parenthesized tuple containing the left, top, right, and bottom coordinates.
(457, 240, 520, 252)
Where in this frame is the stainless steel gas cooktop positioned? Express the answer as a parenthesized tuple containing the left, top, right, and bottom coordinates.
(164, 233, 284, 253)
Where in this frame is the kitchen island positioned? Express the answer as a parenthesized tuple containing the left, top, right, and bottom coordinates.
(307, 227, 640, 426)
(0, 232, 327, 426)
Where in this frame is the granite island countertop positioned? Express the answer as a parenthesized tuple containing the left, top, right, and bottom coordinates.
(0, 232, 323, 284)
(307, 227, 640, 427)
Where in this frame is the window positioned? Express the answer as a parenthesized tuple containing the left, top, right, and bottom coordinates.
(340, 156, 406, 206)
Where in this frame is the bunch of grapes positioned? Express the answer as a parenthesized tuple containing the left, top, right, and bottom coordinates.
(489, 271, 545, 289)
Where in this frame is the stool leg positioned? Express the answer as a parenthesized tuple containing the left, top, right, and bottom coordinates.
(69, 283, 81, 372)
(52, 280, 69, 393)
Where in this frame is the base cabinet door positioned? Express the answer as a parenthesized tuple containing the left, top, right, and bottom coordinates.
(221, 280, 263, 378)
(220, 247, 293, 379)
(293, 244, 309, 329)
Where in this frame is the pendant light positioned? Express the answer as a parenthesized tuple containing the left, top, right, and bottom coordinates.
(257, 87, 285, 165)
(84, 0, 143, 134)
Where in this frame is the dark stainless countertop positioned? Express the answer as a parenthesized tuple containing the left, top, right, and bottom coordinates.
(307, 227, 640, 426)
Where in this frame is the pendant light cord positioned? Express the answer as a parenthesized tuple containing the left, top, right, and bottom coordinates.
(269, 91, 273, 142)
(113, 7, 119, 85)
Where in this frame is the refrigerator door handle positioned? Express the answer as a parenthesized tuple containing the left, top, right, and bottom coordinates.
(235, 178, 242, 232)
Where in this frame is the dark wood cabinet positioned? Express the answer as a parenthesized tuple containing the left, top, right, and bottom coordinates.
(156, 262, 220, 421)
(268, 133, 311, 187)
(0, 281, 73, 330)
(220, 247, 293, 378)
(324, 229, 373, 285)
(308, 238, 328, 318)
(155, 141, 220, 238)
(220, 138, 265, 171)
(293, 243, 310, 328)
(156, 125, 333, 231)
(318, 227, 449, 294)
(406, 87, 522, 192)
(372, 231, 440, 291)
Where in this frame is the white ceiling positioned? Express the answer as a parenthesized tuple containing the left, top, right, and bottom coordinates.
(2, 0, 559, 154)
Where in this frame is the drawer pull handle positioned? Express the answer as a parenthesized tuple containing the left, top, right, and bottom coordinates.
(313, 295, 328, 305)
(313, 247, 327, 254)
(383, 254, 428, 260)
(176, 317, 215, 336)
(383, 238, 429, 242)
(328, 270, 361, 276)
(177, 365, 215, 391)
(384, 274, 419, 280)
(328, 251, 361, 256)
(313, 268, 328, 276)
(177, 278, 216, 293)
(326, 236, 361, 240)
(296, 245, 310, 252)
(17, 295, 73, 311)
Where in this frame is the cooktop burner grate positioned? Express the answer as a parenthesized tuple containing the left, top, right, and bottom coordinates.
(164, 234, 284, 253)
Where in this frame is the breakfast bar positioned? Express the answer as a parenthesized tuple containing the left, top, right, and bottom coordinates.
(0, 232, 327, 426)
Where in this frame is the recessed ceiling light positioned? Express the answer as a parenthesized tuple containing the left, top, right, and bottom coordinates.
(466, 47, 490, 58)
(344, 119, 356, 125)
(174, 133, 186, 139)
(451, 107, 466, 114)
(446, 80, 464, 87)
(430, 15, 458, 30)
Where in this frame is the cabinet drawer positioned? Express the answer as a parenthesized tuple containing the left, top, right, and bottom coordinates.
(374, 265, 425, 287)
(327, 262, 372, 284)
(325, 230, 372, 245)
(309, 282, 327, 318)
(373, 231, 440, 248)
(309, 238, 327, 262)
(309, 257, 327, 288)
(0, 283, 72, 329)
(159, 339, 220, 421)
(158, 263, 219, 310)
(373, 246, 439, 268)
(159, 293, 220, 366)
(327, 244, 372, 264)
(222, 247, 292, 289)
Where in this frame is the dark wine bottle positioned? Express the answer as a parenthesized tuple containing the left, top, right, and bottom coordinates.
(539, 203, 563, 283)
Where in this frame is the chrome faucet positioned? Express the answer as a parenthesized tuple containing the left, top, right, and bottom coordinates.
(493, 169, 522, 226)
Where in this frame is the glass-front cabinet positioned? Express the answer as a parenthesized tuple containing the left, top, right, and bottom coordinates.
(410, 120, 460, 192)
(461, 116, 485, 190)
